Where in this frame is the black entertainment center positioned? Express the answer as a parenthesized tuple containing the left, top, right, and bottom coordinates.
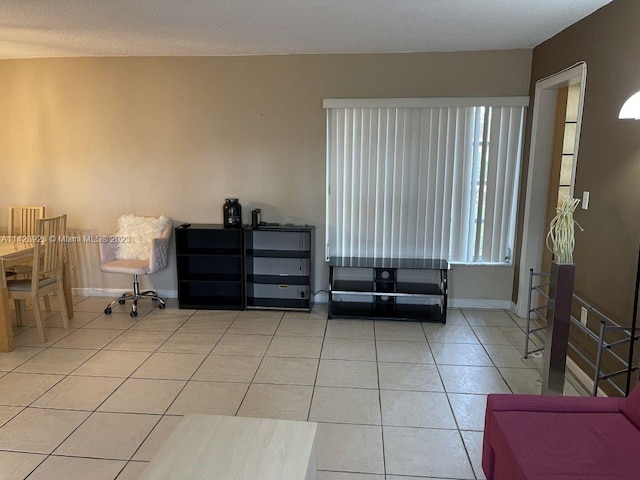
(175, 223, 314, 312)
(175, 223, 449, 321)
(328, 256, 450, 323)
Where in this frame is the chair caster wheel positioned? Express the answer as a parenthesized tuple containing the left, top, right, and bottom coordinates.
(158, 303, 166, 309)
(104, 307, 112, 315)
(130, 311, 138, 317)
(118, 299, 126, 305)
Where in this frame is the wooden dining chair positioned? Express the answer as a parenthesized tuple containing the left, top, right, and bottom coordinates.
(5, 207, 45, 276)
(6, 206, 50, 321)
(2, 215, 69, 342)
(8, 206, 45, 238)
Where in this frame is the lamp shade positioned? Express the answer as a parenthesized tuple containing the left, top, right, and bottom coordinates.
(619, 91, 640, 119)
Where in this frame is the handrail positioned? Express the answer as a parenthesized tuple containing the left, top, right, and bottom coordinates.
(525, 268, 638, 397)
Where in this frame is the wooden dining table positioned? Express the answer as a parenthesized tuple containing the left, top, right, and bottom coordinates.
(0, 242, 74, 352)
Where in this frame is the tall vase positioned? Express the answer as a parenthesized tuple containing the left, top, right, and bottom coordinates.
(541, 262, 575, 395)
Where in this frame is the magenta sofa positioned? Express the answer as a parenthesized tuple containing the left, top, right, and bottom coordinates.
(482, 384, 640, 479)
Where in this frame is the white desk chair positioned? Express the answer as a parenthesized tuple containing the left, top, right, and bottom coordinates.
(100, 215, 172, 317)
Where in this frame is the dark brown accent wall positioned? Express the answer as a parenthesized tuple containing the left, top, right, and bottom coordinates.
(514, 0, 640, 325)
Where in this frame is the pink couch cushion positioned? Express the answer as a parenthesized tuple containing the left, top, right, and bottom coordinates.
(486, 393, 622, 415)
(621, 381, 640, 429)
(491, 410, 640, 479)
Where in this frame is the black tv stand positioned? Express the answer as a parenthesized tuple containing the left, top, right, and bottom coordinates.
(328, 257, 449, 323)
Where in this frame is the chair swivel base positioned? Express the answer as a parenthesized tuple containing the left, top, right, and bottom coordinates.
(103, 275, 166, 317)
(104, 291, 166, 317)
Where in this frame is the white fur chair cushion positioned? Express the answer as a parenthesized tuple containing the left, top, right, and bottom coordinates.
(114, 214, 171, 260)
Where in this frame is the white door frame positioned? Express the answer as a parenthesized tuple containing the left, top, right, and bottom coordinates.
(514, 62, 587, 317)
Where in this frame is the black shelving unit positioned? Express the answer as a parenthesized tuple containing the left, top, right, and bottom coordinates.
(244, 226, 314, 311)
(328, 257, 449, 322)
(175, 224, 245, 310)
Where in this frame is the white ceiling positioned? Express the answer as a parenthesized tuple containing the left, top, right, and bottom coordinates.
(0, 0, 614, 59)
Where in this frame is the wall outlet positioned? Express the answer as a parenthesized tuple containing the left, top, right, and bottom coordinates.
(580, 306, 588, 326)
(582, 191, 590, 210)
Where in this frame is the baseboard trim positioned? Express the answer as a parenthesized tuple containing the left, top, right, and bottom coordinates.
(77, 289, 328, 303)
(73, 288, 178, 299)
(73, 289, 510, 310)
(448, 299, 512, 309)
(313, 292, 329, 304)
(75, 288, 327, 306)
(566, 356, 608, 397)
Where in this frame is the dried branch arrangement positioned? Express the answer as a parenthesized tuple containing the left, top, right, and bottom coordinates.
(546, 197, 583, 264)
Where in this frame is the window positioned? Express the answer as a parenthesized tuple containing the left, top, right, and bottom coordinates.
(557, 83, 581, 208)
(325, 97, 528, 264)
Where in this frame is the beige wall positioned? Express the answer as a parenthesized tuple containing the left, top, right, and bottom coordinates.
(0, 51, 532, 302)
(515, 0, 640, 321)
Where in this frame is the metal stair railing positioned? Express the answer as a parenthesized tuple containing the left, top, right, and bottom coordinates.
(524, 268, 639, 397)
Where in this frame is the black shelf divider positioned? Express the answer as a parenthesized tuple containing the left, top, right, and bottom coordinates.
(246, 249, 311, 259)
(247, 274, 310, 286)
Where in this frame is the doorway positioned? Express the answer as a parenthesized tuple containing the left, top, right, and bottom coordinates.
(515, 62, 587, 317)
(541, 83, 582, 274)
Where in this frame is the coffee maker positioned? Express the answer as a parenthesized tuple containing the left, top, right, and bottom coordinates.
(223, 198, 242, 228)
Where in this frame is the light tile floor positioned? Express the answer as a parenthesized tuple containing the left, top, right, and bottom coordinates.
(0, 297, 583, 480)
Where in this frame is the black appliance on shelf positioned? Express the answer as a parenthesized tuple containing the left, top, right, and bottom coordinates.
(223, 198, 242, 228)
(251, 209, 261, 228)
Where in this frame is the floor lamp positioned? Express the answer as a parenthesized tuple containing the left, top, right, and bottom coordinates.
(627, 246, 640, 395)
(619, 91, 640, 395)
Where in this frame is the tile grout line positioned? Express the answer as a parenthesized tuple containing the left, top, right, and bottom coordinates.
(5, 301, 124, 463)
(306, 314, 329, 422)
(59, 310, 305, 476)
(1, 299, 158, 475)
(465, 308, 545, 394)
(126, 309, 239, 462)
(232, 312, 283, 417)
(39, 302, 166, 465)
(3, 302, 544, 479)
(424, 311, 479, 480)
(2, 301, 252, 475)
(9, 299, 199, 469)
(372, 319, 388, 477)
(155, 311, 233, 382)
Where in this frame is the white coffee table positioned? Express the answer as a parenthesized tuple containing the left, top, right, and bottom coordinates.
(139, 414, 318, 480)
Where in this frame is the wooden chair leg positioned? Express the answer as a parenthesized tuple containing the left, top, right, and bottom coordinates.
(14, 299, 26, 327)
(57, 285, 70, 330)
(43, 295, 51, 312)
(31, 297, 46, 343)
(0, 289, 14, 353)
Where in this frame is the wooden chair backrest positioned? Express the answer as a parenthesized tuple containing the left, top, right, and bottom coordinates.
(32, 215, 66, 281)
(8, 207, 45, 237)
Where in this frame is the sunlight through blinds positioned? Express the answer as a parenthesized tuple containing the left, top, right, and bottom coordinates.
(325, 98, 527, 263)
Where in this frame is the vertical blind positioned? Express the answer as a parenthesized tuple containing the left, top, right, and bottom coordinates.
(325, 98, 528, 263)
